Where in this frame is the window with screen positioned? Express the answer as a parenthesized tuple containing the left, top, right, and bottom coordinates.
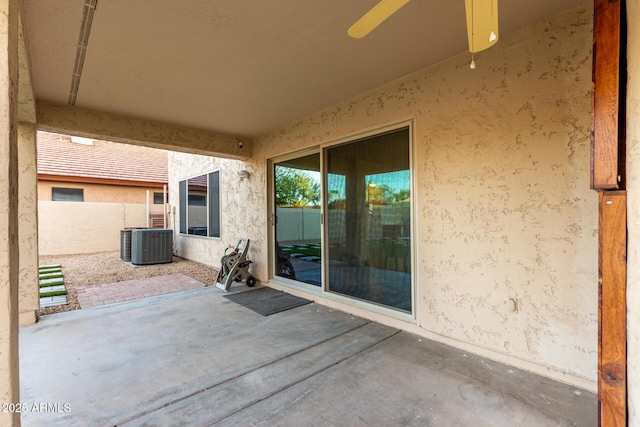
(178, 171, 220, 237)
(52, 187, 84, 202)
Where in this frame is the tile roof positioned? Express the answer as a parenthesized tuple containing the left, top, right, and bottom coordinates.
(37, 132, 168, 184)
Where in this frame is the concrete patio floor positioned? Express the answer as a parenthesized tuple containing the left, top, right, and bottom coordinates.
(20, 285, 597, 426)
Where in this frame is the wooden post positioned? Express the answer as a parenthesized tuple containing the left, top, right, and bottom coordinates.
(592, 0, 624, 190)
(592, 0, 628, 424)
(598, 192, 627, 426)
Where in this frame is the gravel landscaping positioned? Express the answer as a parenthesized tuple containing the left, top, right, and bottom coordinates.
(37, 251, 219, 316)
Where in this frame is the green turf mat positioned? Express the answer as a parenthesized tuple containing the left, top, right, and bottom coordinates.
(39, 289, 68, 298)
(39, 268, 62, 275)
(39, 277, 64, 287)
(39, 272, 63, 280)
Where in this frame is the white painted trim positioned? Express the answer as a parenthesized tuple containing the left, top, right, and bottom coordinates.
(318, 118, 415, 150)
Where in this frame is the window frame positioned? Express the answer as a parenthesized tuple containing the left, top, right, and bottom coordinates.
(268, 119, 416, 321)
(178, 170, 221, 238)
(51, 187, 84, 202)
(153, 192, 168, 204)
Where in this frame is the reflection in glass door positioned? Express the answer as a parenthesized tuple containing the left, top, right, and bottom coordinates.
(274, 153, 322, 286)
(326, 128, 412, 312)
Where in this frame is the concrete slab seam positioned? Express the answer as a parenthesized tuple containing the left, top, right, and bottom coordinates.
(202, 329, 402, 426)
(115, 320, 377, 426)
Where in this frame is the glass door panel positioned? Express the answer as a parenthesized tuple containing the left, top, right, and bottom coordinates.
(325, 128, 412, 312)
(274, 153, 322, 286)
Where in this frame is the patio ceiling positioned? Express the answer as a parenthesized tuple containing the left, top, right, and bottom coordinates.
(25, 0, 586, 139)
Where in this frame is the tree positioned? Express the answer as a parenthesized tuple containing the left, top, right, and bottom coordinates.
(275, 167, 321, 207)
(369, 184, 410, 204)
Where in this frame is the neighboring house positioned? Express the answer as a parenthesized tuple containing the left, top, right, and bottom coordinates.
(37, 132, 169, 255)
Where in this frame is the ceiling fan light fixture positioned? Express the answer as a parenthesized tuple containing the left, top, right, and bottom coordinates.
(465, 0, 499, 53)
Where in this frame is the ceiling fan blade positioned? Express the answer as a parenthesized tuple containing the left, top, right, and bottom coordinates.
(465, 0, 499, 53)
(347, 0, 411, 39)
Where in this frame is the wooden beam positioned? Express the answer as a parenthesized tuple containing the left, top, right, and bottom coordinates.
(35, 101, 252, 160)
(592, 0, 624, 190)
(598, 191, 627, 426)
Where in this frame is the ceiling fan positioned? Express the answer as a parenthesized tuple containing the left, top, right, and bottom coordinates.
(348, 0, 499, 68)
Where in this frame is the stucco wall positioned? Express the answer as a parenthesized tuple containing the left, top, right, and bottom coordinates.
(38, 180, 166, 211)
(38, 182, 167, 254)
(18, 122, 38, 326)
(168, 155, 263, 267)
(38, 201, 150, 255)
(170, 4, 597, 389)
(0, 0, 19, 421)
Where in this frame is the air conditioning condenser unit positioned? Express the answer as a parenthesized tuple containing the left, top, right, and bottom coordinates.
(131, 229, 173, 265)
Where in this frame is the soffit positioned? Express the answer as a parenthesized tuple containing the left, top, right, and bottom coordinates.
(25, 0, 588, 138)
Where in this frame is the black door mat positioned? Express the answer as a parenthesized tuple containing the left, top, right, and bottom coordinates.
(224, 287, 312, 316)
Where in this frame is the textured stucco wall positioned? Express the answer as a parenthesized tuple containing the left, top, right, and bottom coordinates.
(37, 201, 151, 255)
(37, 180, 166, 211)
(625, 0, 640, 421)
(168, 153, 264, 269)
(171, 4, 597, 389)
(36, 101, 251, 159)
(18, 122, 38, 325)
(17, 0, 35, 124)
(0, 0, 20, 423)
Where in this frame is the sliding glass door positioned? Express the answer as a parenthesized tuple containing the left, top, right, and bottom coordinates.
(273, 153, 322, 286)
(325, 128, 411, 312)
(271, 126, 412, 313)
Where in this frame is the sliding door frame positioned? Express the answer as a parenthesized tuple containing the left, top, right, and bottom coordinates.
(268, 147, 325, 293)
(267, 119, 418, 322)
